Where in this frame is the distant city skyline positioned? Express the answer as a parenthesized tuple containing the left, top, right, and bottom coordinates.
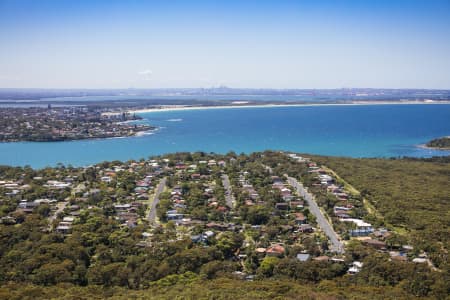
(1, 0, 450, 89)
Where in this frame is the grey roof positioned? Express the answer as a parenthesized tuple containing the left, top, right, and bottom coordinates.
(296, 253, 311, 261)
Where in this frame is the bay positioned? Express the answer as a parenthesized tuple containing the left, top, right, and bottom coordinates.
(0, 104, 449, 168)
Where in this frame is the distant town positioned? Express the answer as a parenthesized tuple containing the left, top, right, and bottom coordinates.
(0, 106, 154, 142)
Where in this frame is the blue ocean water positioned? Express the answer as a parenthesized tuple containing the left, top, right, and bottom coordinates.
(0, 104, 449, 168)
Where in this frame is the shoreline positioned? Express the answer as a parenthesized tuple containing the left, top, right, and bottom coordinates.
(121, 100, 450, 115)
(417, 136, 450, 151)
(417, 144, 450, 151)
(0, 125, 157, 143)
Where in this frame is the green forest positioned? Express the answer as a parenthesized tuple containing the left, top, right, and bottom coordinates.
(309, 155, 450, 268)
(0, 278, 430, 300)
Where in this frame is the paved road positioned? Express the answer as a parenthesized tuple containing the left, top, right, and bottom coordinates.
(148, 177, 167, 225)
(48, 201, 68, 230)
(221, 174, 235, 208)
(287, 176, 345, 253)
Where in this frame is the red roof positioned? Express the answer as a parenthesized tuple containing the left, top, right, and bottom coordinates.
(267, 244, 285, 255)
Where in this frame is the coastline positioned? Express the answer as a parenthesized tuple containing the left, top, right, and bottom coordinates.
(120, 100, 450, 115)
(417, 144, 450, 151)
(418, 136, 450, 151)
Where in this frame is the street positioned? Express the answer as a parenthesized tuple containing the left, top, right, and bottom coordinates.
(287, 176, 345, 253)
(221, 174, 235, 208)
(148, 177, 167, 225)
(48, 201, 68, 230)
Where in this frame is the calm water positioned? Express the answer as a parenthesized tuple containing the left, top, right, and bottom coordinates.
(1, 104, 449, 168)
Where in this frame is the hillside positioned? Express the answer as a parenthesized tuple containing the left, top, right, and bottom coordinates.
(0, 152, 448, 299)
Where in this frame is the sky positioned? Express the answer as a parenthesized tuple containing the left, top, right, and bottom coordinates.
(0, 0, 450, 89)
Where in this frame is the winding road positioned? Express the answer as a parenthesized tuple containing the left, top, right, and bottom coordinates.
(287, 176, 345, 253)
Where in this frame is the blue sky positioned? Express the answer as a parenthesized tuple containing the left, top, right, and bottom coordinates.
(0, 0, 449, 89)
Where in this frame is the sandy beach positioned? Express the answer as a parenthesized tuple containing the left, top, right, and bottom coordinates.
(118, 100, 450, 115)
(416, 144, 450, 151)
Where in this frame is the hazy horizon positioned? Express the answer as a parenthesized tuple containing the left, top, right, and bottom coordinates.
(2, 87, 450, 90)
(1, 0, 450, 89)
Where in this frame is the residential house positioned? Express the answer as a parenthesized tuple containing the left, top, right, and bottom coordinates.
(294, 212, 307, 225)
(266, 244, 285, 257)
(296, 253, 311, 261)
(298, 224, 314, 233)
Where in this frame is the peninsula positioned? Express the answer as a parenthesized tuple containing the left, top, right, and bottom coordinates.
(0, 106, 154, 142)
(426, 136, 450, 149)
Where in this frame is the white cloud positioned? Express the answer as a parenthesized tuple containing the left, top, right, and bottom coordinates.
(138, 69, 153, 81)
(139, 69, 153, 75)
